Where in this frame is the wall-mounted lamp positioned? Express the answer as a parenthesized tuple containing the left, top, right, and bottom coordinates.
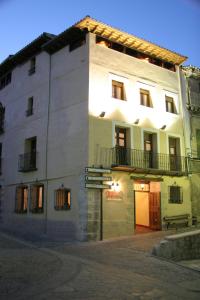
(99, 111, 106, 118)
(140, 183, 145, 190)
(111, 182, 120, 192)
(134, 118, 140, 125)
(160, 125, 166, 130)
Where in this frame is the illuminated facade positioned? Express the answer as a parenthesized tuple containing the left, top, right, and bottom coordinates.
(0, 17, 193, 241)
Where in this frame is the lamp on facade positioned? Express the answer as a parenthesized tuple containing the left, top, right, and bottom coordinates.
(99, 111, 106, 118)
(111, 182, 120, 192)
(140, 183, 145, 190)
(160, 125, 166, 130)
(134, 118, 140, 125)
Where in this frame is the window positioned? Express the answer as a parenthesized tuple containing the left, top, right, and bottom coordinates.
(30, 184, 44, 213)
(196, 129, 200, 158)
(18, 137, 37, 172)
(26, 97, 33, 116)
(169, 137, 181, 171)
(0, 103, 5, 133)
(15, 186, 28, 213)
(165, 96, 177, 113)
(140, 89, 152, 107)
(55, 188, 71, 210)
(0, 72, 11, 90)
(0, 143, 2, 174)
(29, 57, 36, 75)
(168, 186, 182, 204)
(112, 80, 126, 100)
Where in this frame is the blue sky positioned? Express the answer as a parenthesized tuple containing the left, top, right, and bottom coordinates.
(0, 0, 199, 66)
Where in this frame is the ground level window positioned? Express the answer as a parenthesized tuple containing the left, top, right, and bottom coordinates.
(15, 186, 28, 213)
(30, 184, 44, 213)
(168, 186, 182, 204)
(55, 188, 71, 210)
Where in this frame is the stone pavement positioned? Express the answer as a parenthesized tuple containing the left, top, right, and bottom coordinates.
(0, 230, 200, 299)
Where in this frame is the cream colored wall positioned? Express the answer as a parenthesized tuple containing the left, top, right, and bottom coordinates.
(103, 171, 134, 239)
(161, 176, 192, 221)
(88, 33, 187, 168)
(135, 192, 149, 226)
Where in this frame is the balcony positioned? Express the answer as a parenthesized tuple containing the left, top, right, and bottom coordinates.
(18, 151, 37, 172)
(94, 146, 187, 176)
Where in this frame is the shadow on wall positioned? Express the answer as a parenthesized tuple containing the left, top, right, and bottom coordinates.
(1, 219, 77, 242)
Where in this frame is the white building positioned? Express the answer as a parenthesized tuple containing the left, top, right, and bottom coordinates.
(0, 17, 192, 241)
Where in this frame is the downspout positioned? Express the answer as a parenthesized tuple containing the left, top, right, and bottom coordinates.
(44, 54, 52, 234)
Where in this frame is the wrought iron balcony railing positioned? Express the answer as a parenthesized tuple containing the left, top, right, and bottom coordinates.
(18, 151, 37, 172)
(94, 146, 187, 175)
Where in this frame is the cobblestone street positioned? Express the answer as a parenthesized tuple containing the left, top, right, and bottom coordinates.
(1, 231, 200, 299)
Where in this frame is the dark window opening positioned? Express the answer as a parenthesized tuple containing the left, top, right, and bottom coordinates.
(55, 188, 71, 210)
(15, 186, 28, 213)
(18, 136, 37, 172)
(29, 57, 36, 75)
(169, 186, 182, 204)
(26, 97, 33, 116)
(0, 72, 12, 90)
(0, 103, 5, 133)
(196, 129, 200, 158)
(0, 143, 2, 174)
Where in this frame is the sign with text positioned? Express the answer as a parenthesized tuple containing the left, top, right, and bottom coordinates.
(85, 183, 111, 189)
(105, 190, 123, 201)
(85, 176, 112, 181)
(85, 167, 111, 174)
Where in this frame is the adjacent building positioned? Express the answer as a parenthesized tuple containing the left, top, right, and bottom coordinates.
(0, 16, 194, 241)
(181, 66, 200, 223)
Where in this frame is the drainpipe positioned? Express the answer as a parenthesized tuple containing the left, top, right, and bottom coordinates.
(44, 54, 52, 234)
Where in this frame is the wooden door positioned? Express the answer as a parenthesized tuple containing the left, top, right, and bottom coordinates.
(149, 192, 161, 230)
(169, 137, 181, 171)
(115, 127, 128, 165)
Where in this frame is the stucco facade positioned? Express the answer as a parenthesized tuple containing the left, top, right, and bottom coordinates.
(181, 66, 200, 223)
(0, 17, 194, 241)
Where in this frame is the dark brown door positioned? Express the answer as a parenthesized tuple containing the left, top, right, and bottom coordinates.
(149, 192, 161, 230)
(115, 127, 129, 165)
(144, 133, 157, 168)
(169, 137, 181, 171)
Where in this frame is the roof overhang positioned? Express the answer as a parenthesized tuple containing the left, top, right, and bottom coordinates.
(0, 33, 55, 77)
(75, 16, 187, 65)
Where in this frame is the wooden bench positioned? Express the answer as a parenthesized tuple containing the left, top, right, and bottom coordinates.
(163, 214, 190, 229)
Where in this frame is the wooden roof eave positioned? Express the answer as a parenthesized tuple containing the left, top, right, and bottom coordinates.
(75, 16, 187, 65)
